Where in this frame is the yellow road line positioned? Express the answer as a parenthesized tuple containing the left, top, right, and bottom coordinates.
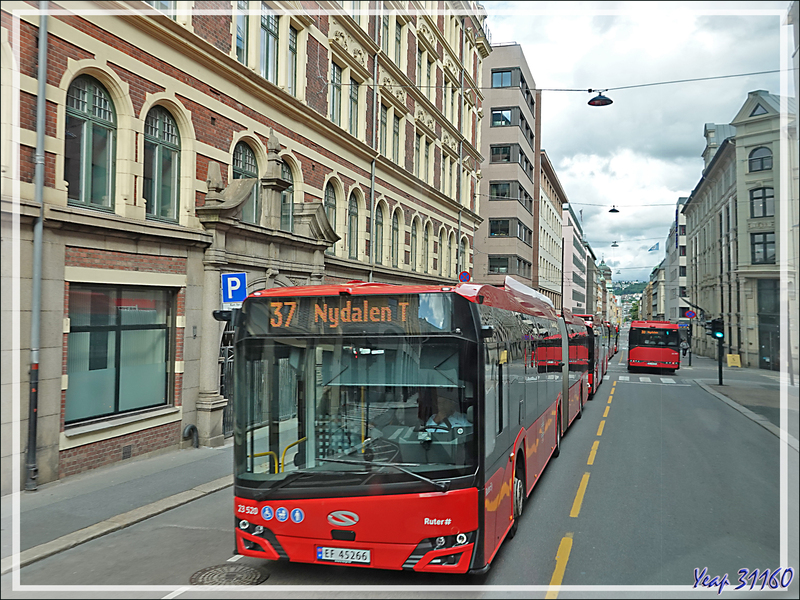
(603, 406, 609, 418)
(597, 420, 605, 436)
(587, 440, 599, 465)
(570, 472, 591, 518)
(545, 533, 574, 599)
(607, 395, 612, 404)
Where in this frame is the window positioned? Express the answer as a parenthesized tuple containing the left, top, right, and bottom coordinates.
(749, 147, 773, 172)
(751, 232, 775, 264)
(491, 145, 511, 162)
(489, 182, 511, 199)
(492, 70, 511, 87)
(348, 192, 358, 259)
(145, 0, 176, 16)
(66, 285, 173, 424)
(679, 245, 686, 256)
(417, 49, 423, 87)
(288, 26, 298, 97)
(424, 139, 430, 183)
(260, 4, 278, 83)
(439, 230, 445, 275)
(392, 115, 401, 163)
(65, 76, 116, 209)
(331, 62, 342, 125)
(491, 109, 512, 127)
(233, 142, 259, 224)
(679, 265, 686, 277)
(236, 0, 249, 64)
(280, 161, 293, 232)
(489, 256, 509, 274)
(423, 226, 429, 273)
(349, 79, 359, 137)
(380, 104, 388, 156)
(750, 187, 774, 218)
(489, 219, 510, 236)
(374, 205, 383, 264)
(394, 22, 402, 64)
(324, 182, 337, 254)
(415, 133, 421, 176)
(426, 60, 432, 100)
(459, 238, 466, 272)
(382, 14, 389, 53)
(143, 106, 180, 222)
(391, 211, 399, 267)
(411, 220, 418, 271)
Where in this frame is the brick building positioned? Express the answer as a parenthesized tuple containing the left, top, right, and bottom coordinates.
(0, 1, 490, 493)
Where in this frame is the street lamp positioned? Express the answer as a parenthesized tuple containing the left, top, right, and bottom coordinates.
(611, 241, 619, 248)
(588, 90, 613, 106)
(609, 205, 619, 213)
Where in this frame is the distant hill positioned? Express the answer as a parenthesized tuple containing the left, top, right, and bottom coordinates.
(615, 281, 647, 296)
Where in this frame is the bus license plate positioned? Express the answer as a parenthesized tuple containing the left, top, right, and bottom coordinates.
(317, 546, 371, 564)
(647, 362, 657, 365)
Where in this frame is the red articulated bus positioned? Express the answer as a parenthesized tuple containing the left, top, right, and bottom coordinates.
(218, 280, 588, 574)
(573, 314, 604, 397)
(627, 320, 681, 373)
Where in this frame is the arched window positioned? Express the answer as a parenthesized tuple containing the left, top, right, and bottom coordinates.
(423, 225, 429, 273)
(65, 75, 116, 209)
(143, 106, 180, 222)
(280, 161, 294, 232)
(348, 192, 359, 259)
(324, 182, 337, 254)
(411, 220, 418, 271)
(374, 205, 384, 264)
(391, 210, 399, 268)
(439, 230, 445, 276)
(233, 142, 258, 224)
(749, 147, 772, 172)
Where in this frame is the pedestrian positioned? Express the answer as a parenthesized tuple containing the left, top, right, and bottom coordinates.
(680, 339, 689, 357)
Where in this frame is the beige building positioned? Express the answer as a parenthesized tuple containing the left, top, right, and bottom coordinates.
(0, 1, 490, 493)
(684, 90, 798, 372)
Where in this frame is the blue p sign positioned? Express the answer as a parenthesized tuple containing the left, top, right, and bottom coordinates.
(221, 272, 247, 305)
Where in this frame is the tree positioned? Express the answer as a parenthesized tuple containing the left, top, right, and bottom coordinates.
(630, 300, 639, 321)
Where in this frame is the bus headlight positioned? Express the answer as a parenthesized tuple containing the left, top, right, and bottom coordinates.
(239, 520, 250, 530)
(456, 533, 467, 545)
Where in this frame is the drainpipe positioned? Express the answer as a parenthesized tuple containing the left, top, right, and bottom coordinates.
(456, 18, 466, 278)
(368, 3, 381, 282)
(26, 1, 48, 491)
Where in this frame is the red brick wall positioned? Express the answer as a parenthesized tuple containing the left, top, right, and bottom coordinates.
(306, 36, 329, 116)
(59, 422, 181, 478)
(191, 1, 231, 55)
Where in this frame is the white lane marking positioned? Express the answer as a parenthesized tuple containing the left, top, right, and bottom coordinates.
(639, 377, 651, 383)
(661, 378, 675, 384)
(618, 376, 630, 381)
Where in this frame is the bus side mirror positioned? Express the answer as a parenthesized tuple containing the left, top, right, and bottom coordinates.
(466, 405, 474, 423)
(213, 310, 232, 322)
(481, 325, 495, 339)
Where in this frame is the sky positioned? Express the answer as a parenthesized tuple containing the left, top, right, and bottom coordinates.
(481, 1, 792, 283)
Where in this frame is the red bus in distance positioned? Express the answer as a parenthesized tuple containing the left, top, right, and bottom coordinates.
(627, 320, 681, 372)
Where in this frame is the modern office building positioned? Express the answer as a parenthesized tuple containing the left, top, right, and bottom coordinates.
(561, 202, 588, 313)
(0, 1, 491, 492)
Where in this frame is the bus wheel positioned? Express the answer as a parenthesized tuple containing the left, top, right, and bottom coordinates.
(508, 461, 525, 540)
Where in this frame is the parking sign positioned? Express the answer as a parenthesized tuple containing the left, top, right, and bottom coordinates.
(221, 272, 247, 307)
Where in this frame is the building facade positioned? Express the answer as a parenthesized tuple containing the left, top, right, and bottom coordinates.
(536, 150, 564, 310)
(1, 1, 491, 493)
(684, 90, 798, 372)
(561, 202, 588, 313)
(664, 196, 689, 327)
(474, 42, 541, 289)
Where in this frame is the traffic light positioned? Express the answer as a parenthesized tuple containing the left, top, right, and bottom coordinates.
(711, 318, 724, 339)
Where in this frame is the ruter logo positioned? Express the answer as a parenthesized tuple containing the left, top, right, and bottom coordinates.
(327, 510, 359, 527)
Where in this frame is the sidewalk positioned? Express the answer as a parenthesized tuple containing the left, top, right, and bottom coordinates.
(2, 359, 798, 576)
(1, 439, 234, 575)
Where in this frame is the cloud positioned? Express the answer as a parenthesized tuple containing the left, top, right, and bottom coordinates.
(482, 1, 787, 283)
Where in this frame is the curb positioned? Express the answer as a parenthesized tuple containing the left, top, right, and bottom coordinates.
(0, 474, 233, 576)
(694, 380, 799, 453)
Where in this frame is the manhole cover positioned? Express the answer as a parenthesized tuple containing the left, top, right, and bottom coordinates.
(189, 564, 269, 585)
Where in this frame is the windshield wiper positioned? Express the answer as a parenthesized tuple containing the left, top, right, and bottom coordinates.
(319, 457, 449, 492)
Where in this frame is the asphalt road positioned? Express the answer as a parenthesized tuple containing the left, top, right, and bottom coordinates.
(3, 354, 795, 599)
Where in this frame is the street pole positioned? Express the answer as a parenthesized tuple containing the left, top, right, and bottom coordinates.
(718, 337, 723, 385)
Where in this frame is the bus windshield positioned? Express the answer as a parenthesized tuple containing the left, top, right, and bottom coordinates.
(233, 334, 477, 489)
(630, 328, 679, 348)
